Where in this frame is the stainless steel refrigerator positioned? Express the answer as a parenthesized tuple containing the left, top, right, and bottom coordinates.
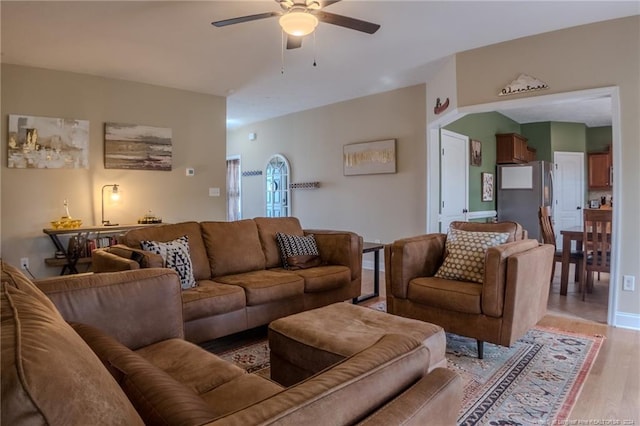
(496, 161, 553, 242)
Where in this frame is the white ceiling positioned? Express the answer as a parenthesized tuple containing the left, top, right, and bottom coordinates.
(2, 1, 638, 128)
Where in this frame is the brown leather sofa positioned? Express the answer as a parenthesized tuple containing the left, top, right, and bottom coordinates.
(385, 221, 554, 358)
(92, 217, 363, 343)
(2, 261, 463, 425)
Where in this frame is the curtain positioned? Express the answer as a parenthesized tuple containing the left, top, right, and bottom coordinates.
(226, 159, 241, 221)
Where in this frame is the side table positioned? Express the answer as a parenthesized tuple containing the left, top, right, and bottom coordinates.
(43, 224, 158, 275)
(353, 242, 384, 304)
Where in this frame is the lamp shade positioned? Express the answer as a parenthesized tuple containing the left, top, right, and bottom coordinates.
(279, 11, 318, 36)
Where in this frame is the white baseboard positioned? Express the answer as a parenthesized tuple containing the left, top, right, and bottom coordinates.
(614, 312, 640, 330)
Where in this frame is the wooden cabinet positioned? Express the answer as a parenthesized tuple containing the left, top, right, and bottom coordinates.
(526, 146, 537, 162)
(588, 148, 612, 189)
(496, 133, 529, 164)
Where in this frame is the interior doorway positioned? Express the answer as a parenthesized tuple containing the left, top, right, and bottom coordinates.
(426, 87, 620, 326)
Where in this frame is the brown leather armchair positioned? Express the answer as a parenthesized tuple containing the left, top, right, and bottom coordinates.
(385, 221, 554, 358)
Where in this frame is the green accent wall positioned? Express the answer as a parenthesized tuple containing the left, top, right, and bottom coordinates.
(550, 122, 587, 152)
(444, 112, 520, 212)
(521, 122, 552, 162)
(587, 126, 612, 152)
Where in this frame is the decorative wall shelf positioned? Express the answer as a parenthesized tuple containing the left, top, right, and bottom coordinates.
(242, 170, 262, 177)
(290, 182, 320, 190)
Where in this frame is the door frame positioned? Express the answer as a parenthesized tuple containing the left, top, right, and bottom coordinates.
(426, 86, 621, 326)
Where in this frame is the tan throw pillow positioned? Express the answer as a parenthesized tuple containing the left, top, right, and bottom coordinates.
(435, 228, 509, 283)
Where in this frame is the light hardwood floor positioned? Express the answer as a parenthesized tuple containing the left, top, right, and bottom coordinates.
(358, 267, 640, 423)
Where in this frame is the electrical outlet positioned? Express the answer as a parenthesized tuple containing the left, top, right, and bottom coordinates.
(623, 275, 635, 291)
(20, 257, 29, 270)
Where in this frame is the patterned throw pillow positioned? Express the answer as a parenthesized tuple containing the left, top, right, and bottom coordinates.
(434, 228, 509, 283)
(140, 235, 196, 289)
(275, 233, 322, 270)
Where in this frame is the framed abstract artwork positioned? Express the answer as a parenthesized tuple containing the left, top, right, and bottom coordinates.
(470, 139, 482, 166)
(343, 139, 396, 176)
(104, 122, 172, 171)
(7, 114, 89, 169)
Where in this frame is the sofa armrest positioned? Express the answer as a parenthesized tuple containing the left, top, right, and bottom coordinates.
(214, 334, 435, 425)
(356, 367, 462, 426)
(304, 229, 363, 282)
(92, 248, 140, 272)
(35, 268, 184, 349)
(482, 239, 540, 317)
(500, 243, 555, 345)
(384, 233, 446, 300)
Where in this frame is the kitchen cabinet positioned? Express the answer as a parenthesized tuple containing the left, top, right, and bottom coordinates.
(588, 147, 612, 189)
(496, 133, 529, 164)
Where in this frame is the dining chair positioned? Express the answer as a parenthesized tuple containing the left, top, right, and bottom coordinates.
(538, 206, 582, 286)
(581, 209, 612, 301)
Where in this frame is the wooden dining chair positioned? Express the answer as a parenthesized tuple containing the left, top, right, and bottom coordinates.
(538, 206, 583, 285)
(581, 209, 612, 300)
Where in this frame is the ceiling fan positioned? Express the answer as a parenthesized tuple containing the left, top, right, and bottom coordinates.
(212, 0, 380, 50)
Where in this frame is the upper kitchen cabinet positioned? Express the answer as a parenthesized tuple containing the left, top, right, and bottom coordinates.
(588, 146, 612, 189)
(496, 133, 532, 164)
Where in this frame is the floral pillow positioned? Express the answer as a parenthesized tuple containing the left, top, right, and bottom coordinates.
(140, 235, 196, 289)
(434, 228, 509, 283)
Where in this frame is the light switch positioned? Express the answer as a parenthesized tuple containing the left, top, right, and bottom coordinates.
(209, 187, 220, 197)
(186, 168, 195, 176)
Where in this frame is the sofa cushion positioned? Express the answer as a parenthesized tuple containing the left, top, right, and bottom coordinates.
(277, 265, 351, 293)
(135, 338, 246, 395)
(255, 217, 305, 268)
(1, 265, 144, 426)
(435, 228, 509, 283)
(181, 280, 246, 321)
(408, 277, 483, 314)
(121, 221, 211, 281)
(141, 235, 196, 289)
(201, 220, 266, 276)
(215, 270, 304, 305)
(110, 346, 218, 426)
(276, 232, 322, 269)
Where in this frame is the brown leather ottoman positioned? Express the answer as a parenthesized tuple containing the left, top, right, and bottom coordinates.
(268, 302, 446, 386)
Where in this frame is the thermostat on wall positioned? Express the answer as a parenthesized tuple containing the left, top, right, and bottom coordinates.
(186, 168, 195, 176)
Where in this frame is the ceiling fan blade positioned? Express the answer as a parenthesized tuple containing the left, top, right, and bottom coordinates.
(320, 0, 342, 7)
(315, 11, 380, 34)
(286, 35, 303, 50)
(212, 11, 280, 27)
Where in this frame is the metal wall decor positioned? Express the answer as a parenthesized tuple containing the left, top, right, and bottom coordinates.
(290, 182, 320, 190)
(242, 170, 263, 176)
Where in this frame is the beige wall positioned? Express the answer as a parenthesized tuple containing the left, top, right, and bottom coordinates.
(1, 64, 227, 278)
(228, 84, 427, 244)
(455, 16, 640, 320)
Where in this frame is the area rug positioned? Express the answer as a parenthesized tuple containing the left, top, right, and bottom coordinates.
(210, 304, 604, 426)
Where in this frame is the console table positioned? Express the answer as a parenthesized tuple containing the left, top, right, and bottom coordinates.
(353, 242, 384, 304)
(43, 224, 157, 275)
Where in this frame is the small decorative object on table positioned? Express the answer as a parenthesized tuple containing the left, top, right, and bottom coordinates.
(50, 199, 82, 229)
(138, 210, 163, 224)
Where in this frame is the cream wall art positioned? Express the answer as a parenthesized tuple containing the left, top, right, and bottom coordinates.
(104, 122, 172, 171)
(343, 139, 396, 176)
(7, 114, 89, 169)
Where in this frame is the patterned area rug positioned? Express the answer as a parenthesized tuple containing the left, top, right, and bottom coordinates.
(209, 303, 604, 426)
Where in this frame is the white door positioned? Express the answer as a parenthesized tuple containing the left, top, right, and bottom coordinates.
(440, 129, 469, 232)
(553, 151, 585, 247)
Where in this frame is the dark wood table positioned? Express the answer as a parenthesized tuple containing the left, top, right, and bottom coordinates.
(353, 242, 384, 304)
(559, 225, 611, 295)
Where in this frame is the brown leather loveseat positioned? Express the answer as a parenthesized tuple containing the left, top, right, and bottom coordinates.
(2, 262, 463, 425)
(92, 217, 362, 343)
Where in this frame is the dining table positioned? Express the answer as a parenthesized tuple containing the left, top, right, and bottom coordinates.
(559, 221, 611, 296)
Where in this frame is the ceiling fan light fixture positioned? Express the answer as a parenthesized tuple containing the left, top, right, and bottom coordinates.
(279, 11, 318, 36)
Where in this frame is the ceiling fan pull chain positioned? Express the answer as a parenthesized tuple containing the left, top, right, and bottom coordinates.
(281, 30, 286, 74)
(312, 30, 317, 67)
